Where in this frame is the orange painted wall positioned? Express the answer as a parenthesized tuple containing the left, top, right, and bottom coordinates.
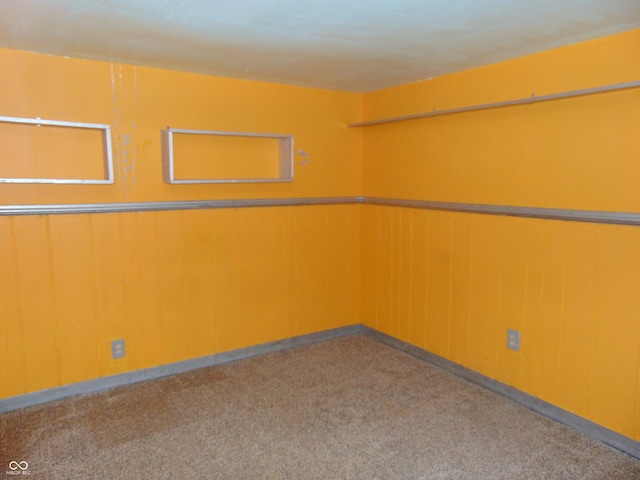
(363, 29, 640, 212)
(0, 47, 362, 204)
(0, 49, 362, 398)
(1, 205, 361, 397)
(361, 29, 640, 440)
(2, 27, 640, 447)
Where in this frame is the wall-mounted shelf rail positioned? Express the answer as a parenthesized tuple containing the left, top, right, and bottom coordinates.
(0, 115, 114, 184)
(349, 80, 640, 127)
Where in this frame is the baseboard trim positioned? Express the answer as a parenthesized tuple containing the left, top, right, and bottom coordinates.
(360, 325, 640, 460)
(0, 324, 362, 414)
(3, 323, 638, 460)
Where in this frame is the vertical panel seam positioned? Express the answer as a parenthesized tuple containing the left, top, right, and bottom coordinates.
(86, 215, 103, 377)
(9, 218, 28, 393)
(465, 214, 473, 368)
(586, 226, 602, 423)
(133, 213, 147, 365)
(496, 218, 504, 378)
(180, 211, 189, 361)
(44, 217, 63, 386)
(446, 215, 454, 359)
(424, 211, 431, 349)
(118, 214, 133, 369)
(396, 210, 402, 338)
(467, 216, 475, 370)
(324, 207, 330, 330)
(388, 208, 395, 336)
(408, 210, 414, 344)
(209, 210, 218, 352)
(152, 212, 166, 364)
(291, 207, 298, 337)
(375, 207, 381, 331)
(554, 224, 569, 402)
(635, 308, 640, 440)
(233, 209, 241, 343)
(263, 209, 269, 336)
(520, 223, 532, 389)
(534, 224, 548, 396)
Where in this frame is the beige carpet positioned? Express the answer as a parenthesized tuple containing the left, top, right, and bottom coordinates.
(2, 335, 639, 479)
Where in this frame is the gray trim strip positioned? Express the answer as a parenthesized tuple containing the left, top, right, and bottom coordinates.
(4, 322, 638, 460)
(350, 80, 640, 127)
(0, 324, 362, 414)
(363, 197, 640, 226)
(1, 196, 639, 227)
(0, 197, 362, 216)
(360, 325, 640, 460)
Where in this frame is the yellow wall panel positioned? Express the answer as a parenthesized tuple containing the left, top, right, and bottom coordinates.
(494, 217, 529, 389)
(132, 212, 166, 367)
(360, 205, 379, 329)
(375, 207, 395, 335)
(394, 208, 414, 343)
(589, 225, 640, 438)
(259, 208, 294, 343)
(290, 208, 320, 336)
(48, 215, 100, 386)
(324, 205, 361, 332)
(363, 88, 640, 211)
(360, 205, 640, 441)
(1, 204, 361, 400)
(208, 209, 243, 353)
(360, 29, 640, 442)
(291, 206, 344, 336)
(0, 45, 361, 402)
(518, 220, 546, 397)
(180, 210, 217, 358)
(467, 215, 502, 379)
(554, 223, 598, 418)
(362, 29, 640, 212)
(155, 210, 190, 364)
(236, 207, 277, 347)
(10, 216, 60, 392)
(90, 213, 130, 377)
(407, 209, 429, 349)
(447, 213, 473, 367)
(0, 219, 26, 396)
(0, 47, 362, 205)
(636, 369, 640, 441)
(425, 211, 452, 358)
(116, 213, 143, 372)
(387, 209, 402, 340)
(530, 221, 567, 405)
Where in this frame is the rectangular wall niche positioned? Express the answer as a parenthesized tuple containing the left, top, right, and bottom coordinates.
(0, 116, 114, 184)
(162, 128, 294, 184)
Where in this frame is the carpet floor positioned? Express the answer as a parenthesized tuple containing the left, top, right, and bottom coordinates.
(2, 334, 640, 479)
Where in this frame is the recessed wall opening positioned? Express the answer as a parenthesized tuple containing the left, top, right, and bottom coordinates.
(162, 128, 294, 184)
(0, 116, 113, 184)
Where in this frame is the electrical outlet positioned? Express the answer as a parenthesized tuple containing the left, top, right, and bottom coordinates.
(111, 339, 126, 359)
(507, 329, 520, 351)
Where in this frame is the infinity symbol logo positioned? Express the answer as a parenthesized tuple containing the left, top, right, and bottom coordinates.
(9, 461, 28, 471)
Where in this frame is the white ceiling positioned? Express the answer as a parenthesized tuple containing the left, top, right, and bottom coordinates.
(0, 0, 639, 92)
